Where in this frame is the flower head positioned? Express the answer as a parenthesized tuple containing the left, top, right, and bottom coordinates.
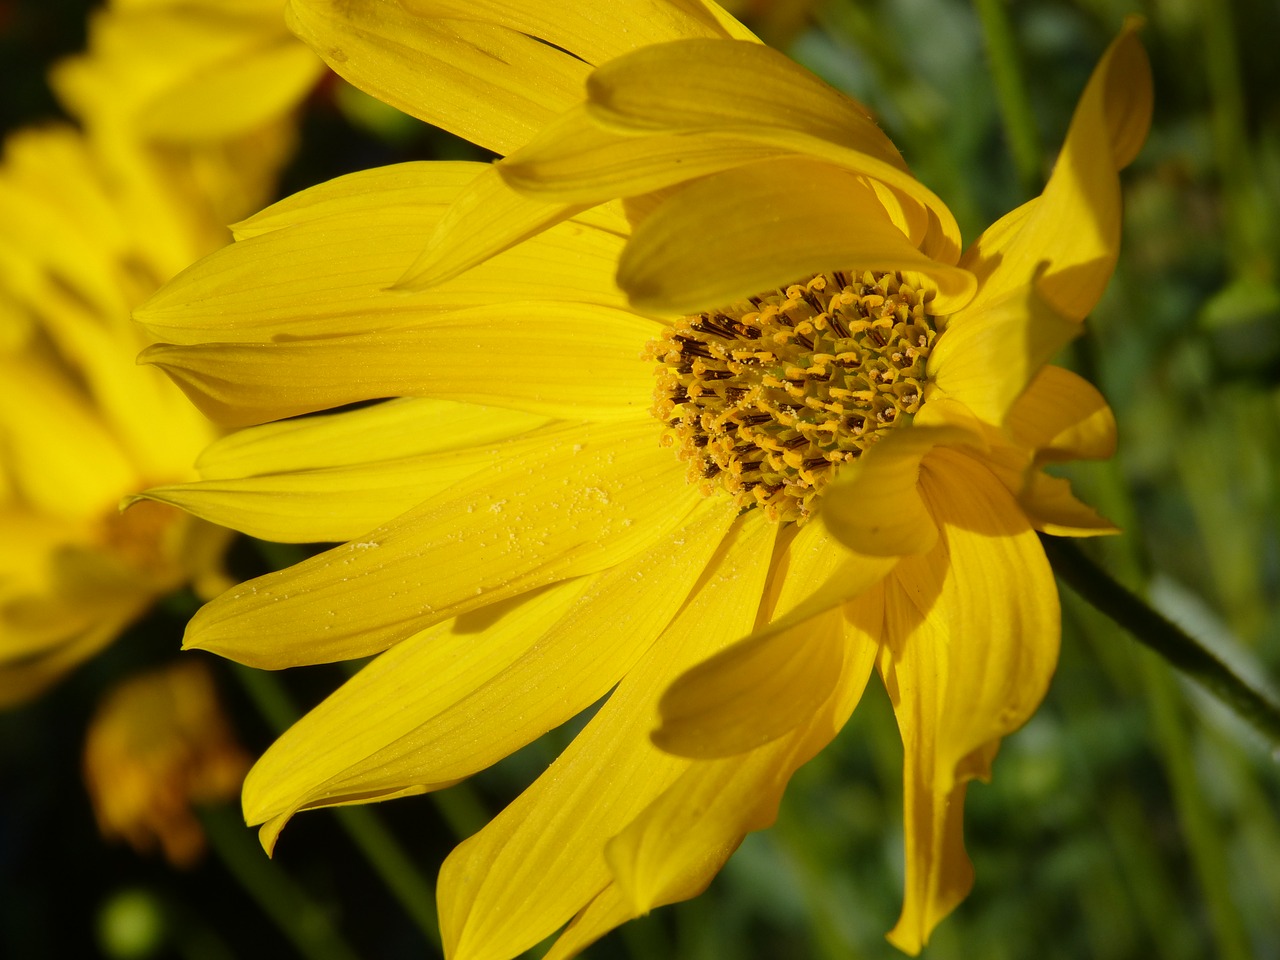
(137, 4, 1151, 956)
(83, 660, 250, 867)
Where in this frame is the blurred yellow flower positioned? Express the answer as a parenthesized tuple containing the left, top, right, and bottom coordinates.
(50, 0, 323, 226)
(0, 125, 239, 707)
(137, 3, 1150, 956)
(53, 0, 324, 145)
(83, 659, 250, 868)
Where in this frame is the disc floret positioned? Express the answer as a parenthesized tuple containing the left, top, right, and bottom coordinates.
(648, 270, 939, 523)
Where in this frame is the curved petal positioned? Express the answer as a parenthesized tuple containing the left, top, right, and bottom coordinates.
(926, 281, 1079, 427)
(1020, 471, 1119, 537)
(396, 165, 588, 290)
(586, 619, 876, 937)
(182, 419, 696, 667)
(496, 104, 788, 204)
(958, 22, 1152, 321)
(618, 158, 975, 316)
(582, 38, 960, 259)
(141, 301, 659, 426)
(653, 519, 892, 757)
(653, 608, 845, 757)
(395, 0, 751, 63)
(437, 511, 778, 960)
(879, 448, 1059, 953)
(1007, 364, 1116, 461)
(244, 496, 735, 849)
(285, 0, 592, 155)
(821, 426, 983, 557)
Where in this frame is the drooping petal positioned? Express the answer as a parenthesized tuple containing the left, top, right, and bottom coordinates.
(958, 20, 1152, 321)
(878, 448, 1059, 953)
(926, 282, 1079, 427)
(244, 496, 736, 850)
(437, 512, 778, 960)
(537, 586, 880, 958)
(1006, 364, 1116, 462)
(654, 519, 892, 756)
(820, 426, 982, 558)
(285, 0, 593, 155)
(182, 419, 696, 667)
(141, 301, 659, 426)
(610, 605, 877, 910)
(618, 158, 975, 315)
(1019, 471, 1119, 537)
(652, 608, 846, 757)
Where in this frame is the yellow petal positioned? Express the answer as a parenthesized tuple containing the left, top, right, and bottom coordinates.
(136, 163, 629, 346)
(183, 419, 696, 667)
(0, 616, 135, 709)
(583, 38, 961, 260)
(654, 520, 891, 757)
(1020, 471, 1119, 537)
(395, 0, 751, 63)
(438, 512, 777, 960)
(285, 0, 592, 154)
(243, 496, 735, 845)
(396, 165, 588, 290)
(820, 426, 981, 557)
(141, 301, 659, 426)
(618, 158, 975, 315)
(587, 39, 893, 149)
(540, 590, 880, 956)
(194, 398, 546, 479)
(497, 104, 787, 204)
(927, 282, 1080, 426)
(653, 609, 846, 757)
(959, 22, 1152, 321)
(610, 621, 875, 912)
(138, 36, 324, 143)
(138, 423, 577, 543)
(880, 448, 1059, 953)
(1007, 364, 1116, 461)
(0, 356, 135, 519)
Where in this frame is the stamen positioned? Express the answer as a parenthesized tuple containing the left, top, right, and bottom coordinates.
(647, 270, 939, 523)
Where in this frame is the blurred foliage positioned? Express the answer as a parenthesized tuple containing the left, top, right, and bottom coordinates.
(2, 0, 1278, 958)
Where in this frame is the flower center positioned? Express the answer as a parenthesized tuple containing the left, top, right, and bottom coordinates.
(647, 270, 938, 523)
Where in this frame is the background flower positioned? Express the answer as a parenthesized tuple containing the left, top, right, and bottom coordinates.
(0, 123, 237, 706)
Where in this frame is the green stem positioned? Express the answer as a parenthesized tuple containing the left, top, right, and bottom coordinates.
(200, 805, 362, 960)
(972, 0, 1044, 194)
(232, 665, 443, 945)
(1041, 535, 1280, 750)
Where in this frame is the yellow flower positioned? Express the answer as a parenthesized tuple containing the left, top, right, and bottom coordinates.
(50, 0, 324, 225)
(52, 0, 324, 146)
(136, 3, 1151, 956)
(83, 659, 251, 868)
(0, 125, 236, 707)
